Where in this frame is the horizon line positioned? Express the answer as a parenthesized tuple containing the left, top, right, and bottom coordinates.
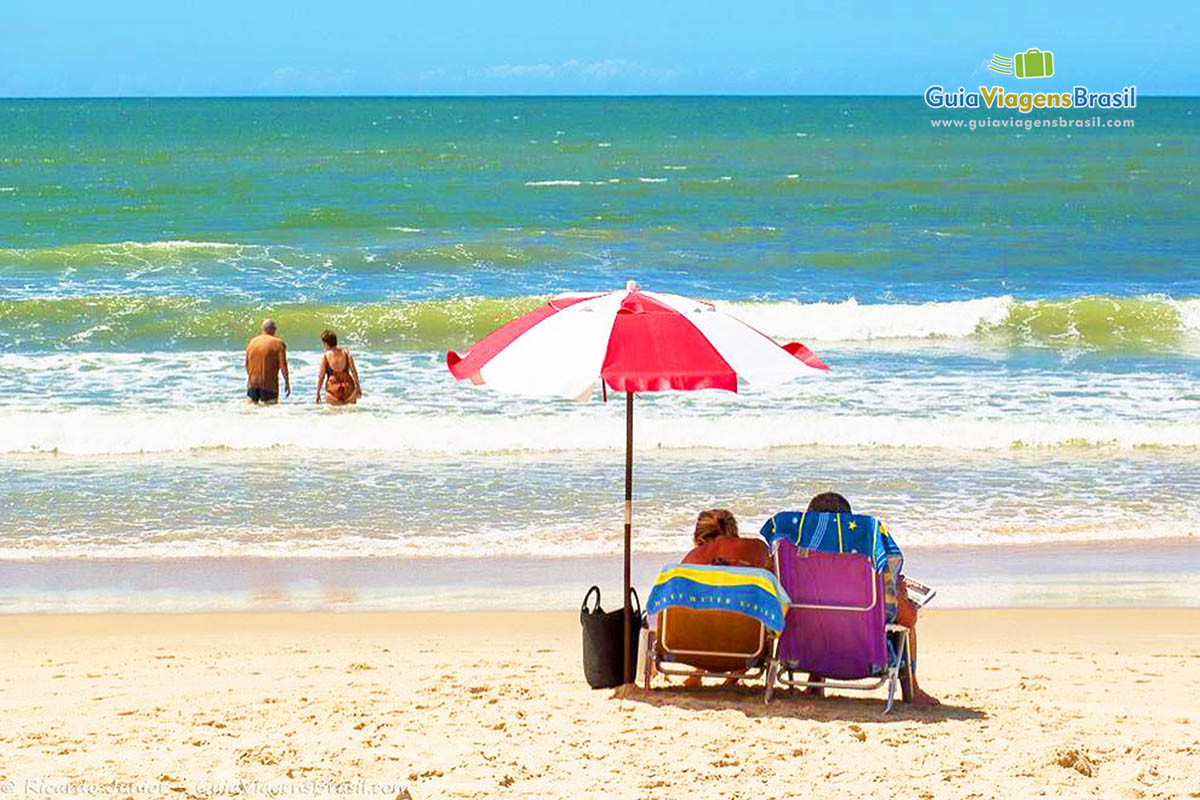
(1, 91, 1195, 101)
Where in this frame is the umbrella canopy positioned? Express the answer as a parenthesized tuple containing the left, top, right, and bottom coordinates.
(448, 281, 828, 397)
(447, 281, 828, 683)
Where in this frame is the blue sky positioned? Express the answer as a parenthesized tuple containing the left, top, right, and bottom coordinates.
(3, 0, 1194, 96)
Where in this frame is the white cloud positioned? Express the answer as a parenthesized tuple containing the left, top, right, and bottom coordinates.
(467, 59, 680, 84)
(417, 67, 449, 81)
(478, 63, 557, 79)
(263, 66, 356, 92)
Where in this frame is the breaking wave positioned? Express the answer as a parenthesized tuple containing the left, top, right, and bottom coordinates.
(722, 295, 1200, 350)
(1, 293, 1197, 353)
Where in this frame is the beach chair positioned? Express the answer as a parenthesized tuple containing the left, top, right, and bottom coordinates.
(642, 563, 789, 690)
(760, 512, 916, 713)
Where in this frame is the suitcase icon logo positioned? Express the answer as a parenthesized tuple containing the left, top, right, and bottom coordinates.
(988, 48, 1055, 79)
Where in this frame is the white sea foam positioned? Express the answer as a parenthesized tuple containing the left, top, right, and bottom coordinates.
(3, 407, 1196, 457)
(718, 294, 1200, 344)
(1175, 298, 1200, 331)
(139, 239, 242, 249)
(718, 296, 1015, 341)
(524, 179, 582, 186)
(3, 515, 1196, 563)
(53, 239, 248, 253)
(638, 177, 667, 183)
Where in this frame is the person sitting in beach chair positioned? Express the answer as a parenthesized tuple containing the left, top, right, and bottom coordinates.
(680, 510, 771, 687)
(762, 492, 938, 707)
(642, 510, 787, 691)
(801, 493, 937, 705)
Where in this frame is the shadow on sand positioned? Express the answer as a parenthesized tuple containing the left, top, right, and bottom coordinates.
(612, 683, 987, 724)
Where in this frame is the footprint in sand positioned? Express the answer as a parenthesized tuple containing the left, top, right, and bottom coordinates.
(1053, 747, 1098, 777)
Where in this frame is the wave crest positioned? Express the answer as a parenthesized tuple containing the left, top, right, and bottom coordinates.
(1, 294, 1195, 353)
(728, 295, 1200, 350)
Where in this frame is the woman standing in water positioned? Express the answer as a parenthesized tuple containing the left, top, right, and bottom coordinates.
(315, 329, 361, 405)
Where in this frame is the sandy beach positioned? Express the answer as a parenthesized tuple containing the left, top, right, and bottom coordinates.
(2, 10, 1197, 799)
(1, 609, 1197, 799)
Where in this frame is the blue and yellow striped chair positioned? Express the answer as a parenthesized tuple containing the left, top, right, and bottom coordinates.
(643, 563, 790, 689)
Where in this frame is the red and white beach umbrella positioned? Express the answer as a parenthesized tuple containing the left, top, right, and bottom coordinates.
(447, 281, 829, 682)
(448, 281, 828, 398)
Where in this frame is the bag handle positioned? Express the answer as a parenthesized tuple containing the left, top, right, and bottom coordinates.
(580, 585, 601, 622)
(579, 586, 642, 623)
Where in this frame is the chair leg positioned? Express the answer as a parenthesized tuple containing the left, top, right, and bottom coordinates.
(764, 659, 778, 705)
(641, 630, 656, 691)
(899, 630, 914, 704)
(885, 666, 898, 714)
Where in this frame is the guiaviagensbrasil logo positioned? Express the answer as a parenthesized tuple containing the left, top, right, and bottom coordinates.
(925, 47, 1136, 114)
(989, 48, 1054, 79)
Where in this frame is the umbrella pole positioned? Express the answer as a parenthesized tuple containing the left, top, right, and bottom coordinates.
(623, 390, 634, 685)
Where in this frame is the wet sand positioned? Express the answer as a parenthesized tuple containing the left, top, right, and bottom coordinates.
(1, 537, 1196, 613)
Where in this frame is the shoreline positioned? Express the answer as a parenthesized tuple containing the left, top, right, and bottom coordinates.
(0, 604, 1194, 622)
(1, 537, 1196, 613)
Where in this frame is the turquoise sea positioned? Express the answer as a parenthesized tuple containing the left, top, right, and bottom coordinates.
(0, 97, 1197, 611)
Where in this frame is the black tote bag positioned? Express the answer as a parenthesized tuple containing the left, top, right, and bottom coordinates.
(579, 585, 642, 689)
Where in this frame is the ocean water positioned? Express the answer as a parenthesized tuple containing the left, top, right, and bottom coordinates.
(0, 97, 1197, 609)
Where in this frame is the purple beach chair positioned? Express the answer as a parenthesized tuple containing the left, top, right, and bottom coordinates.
(765, 538, 913, 712)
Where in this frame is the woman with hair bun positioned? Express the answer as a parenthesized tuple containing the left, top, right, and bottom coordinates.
(692, 509, 739, 546)
(678, 509, 770, 689)
(686, 509, 770, 568)
(315, 329, 362, 406)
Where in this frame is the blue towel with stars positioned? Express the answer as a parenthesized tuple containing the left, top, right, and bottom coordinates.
(759, 511, 905, 620)
(758, 511, 902, 572)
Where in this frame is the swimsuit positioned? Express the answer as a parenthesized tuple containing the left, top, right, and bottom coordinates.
(246, 387, 278, 403)
(324, 352, 357, 404)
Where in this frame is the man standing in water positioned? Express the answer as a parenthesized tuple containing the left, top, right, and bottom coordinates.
(244, 318, 290, 404)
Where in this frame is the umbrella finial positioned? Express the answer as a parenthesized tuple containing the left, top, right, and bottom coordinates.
(625, 280, 639, 293)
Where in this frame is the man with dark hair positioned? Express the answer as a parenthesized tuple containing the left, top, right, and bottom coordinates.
(244, 318, 290, 404)
(803, 491, 939, 706)
(806, 491, 853, 514)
